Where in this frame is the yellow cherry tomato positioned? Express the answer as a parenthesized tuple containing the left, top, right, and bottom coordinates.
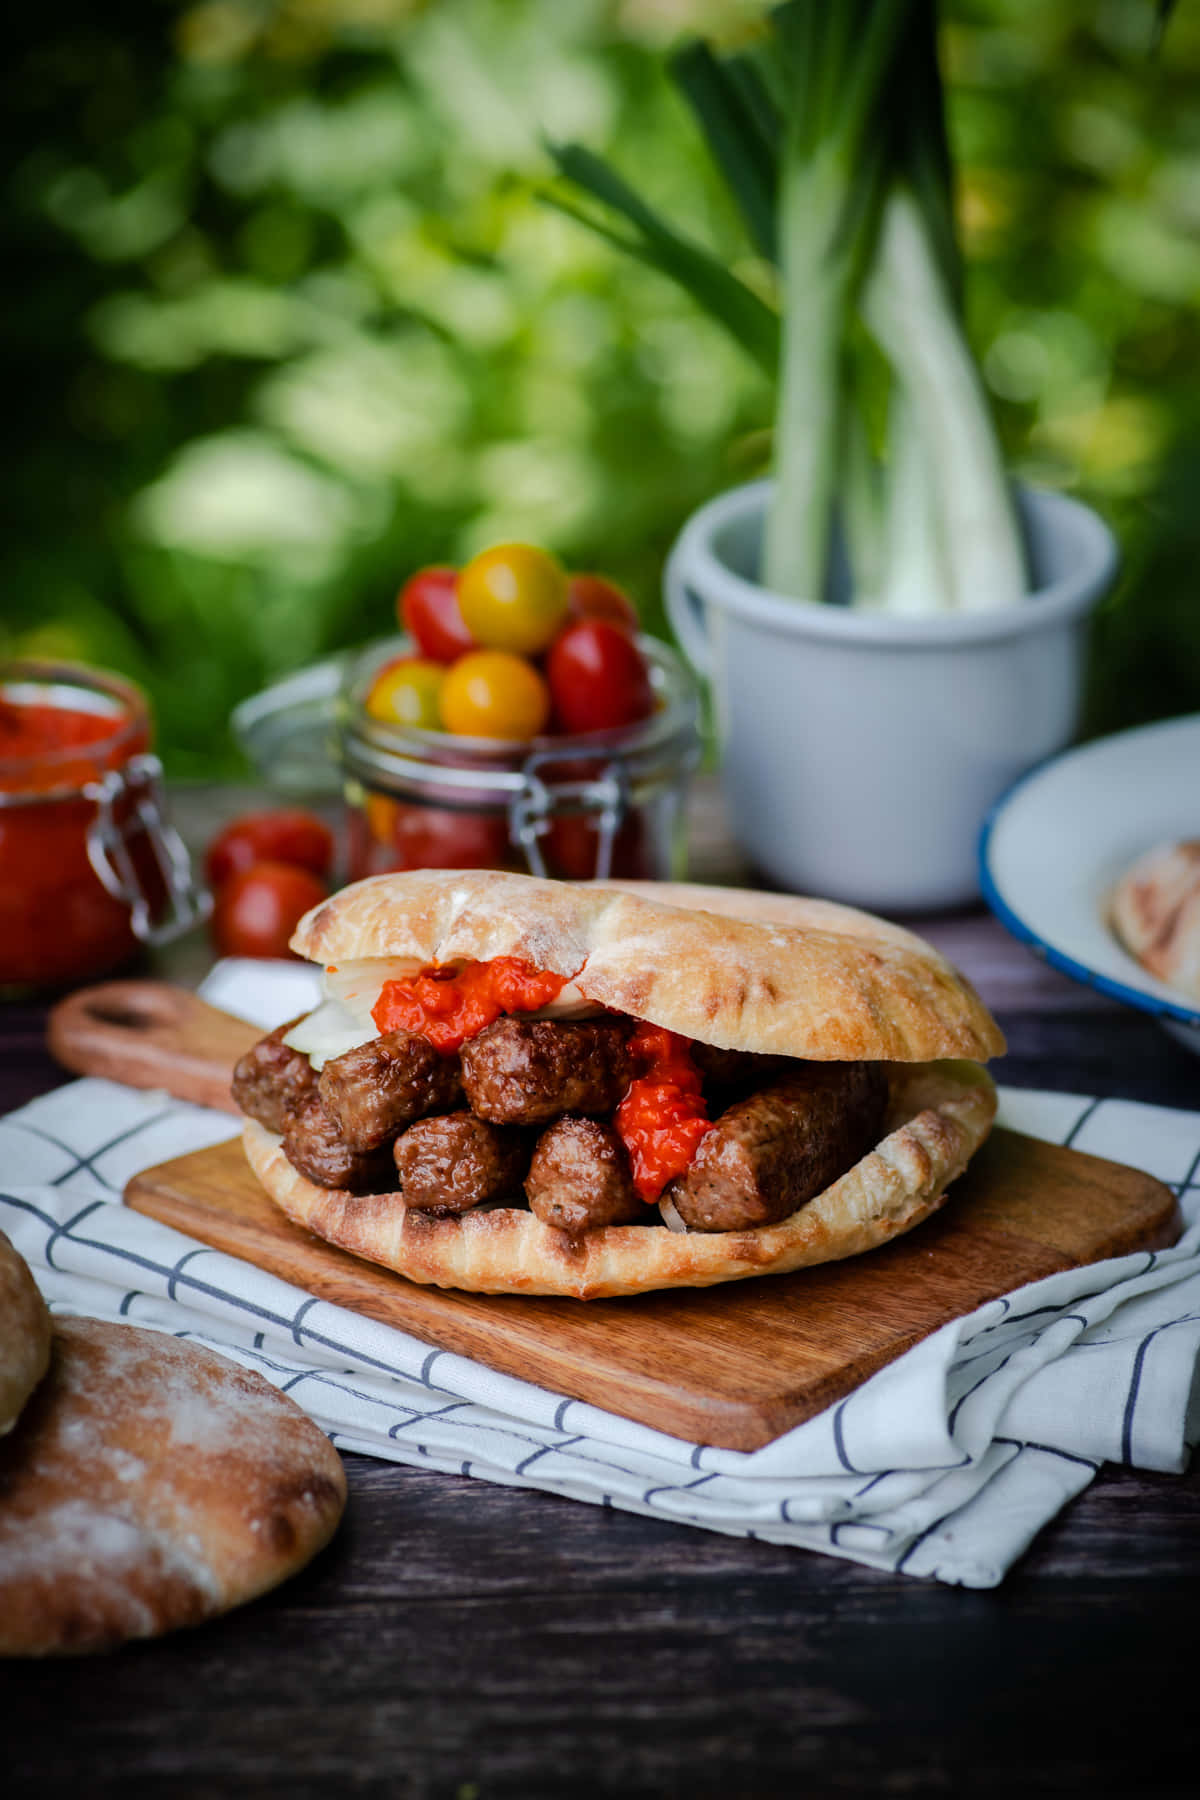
(365, 657, 445, 731)
(457, 542, 569, 655)
(364, 792, 400, 846)
(439, 650, 551, 741)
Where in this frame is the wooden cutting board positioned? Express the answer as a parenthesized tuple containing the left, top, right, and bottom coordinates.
(49, 978, 1184, 1452)
(122, 1131, 1180, 1451)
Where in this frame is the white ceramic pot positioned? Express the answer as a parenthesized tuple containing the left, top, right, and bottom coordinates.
(665, 479, 1119, 912)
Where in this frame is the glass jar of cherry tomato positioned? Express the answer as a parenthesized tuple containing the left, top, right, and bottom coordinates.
(339, 635, 700, 882)
(234, 636, 699, 882)
(0, 661, 209, 993)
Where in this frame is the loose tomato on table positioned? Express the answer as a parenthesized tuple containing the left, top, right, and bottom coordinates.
(397, 566, 476, 664)
(546, 620, 655, 735)
(205, 808, 334, 890)
(440, 650, 551, 741)
(566, 573, 639, 635)
(457, 543, 569, 656)
(365, 657, 446, 732)
(210, 861, 328, 960)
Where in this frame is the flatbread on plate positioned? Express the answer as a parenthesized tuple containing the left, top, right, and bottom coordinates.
(1109, 840, 1200, 1003)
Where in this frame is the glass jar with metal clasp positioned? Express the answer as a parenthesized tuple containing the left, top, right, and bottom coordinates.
(233, 636, 701, 884)
(0, 660, 210, 993)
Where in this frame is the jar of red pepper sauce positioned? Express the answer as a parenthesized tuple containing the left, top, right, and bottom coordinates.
(0, 661, 209, 992)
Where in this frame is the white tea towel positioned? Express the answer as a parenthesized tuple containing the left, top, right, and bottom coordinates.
(2, 963, 1197, 1588)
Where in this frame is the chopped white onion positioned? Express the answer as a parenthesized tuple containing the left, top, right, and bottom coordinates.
(282, 997, 376, 1071)
(525, 980, 602, 1021)
(322, 957, 426, 1018)
(658, 1194, 689, 1234)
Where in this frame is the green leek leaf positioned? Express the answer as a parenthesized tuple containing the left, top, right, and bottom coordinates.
(669, 40, 779, 262)
(541, 140, 779, 377)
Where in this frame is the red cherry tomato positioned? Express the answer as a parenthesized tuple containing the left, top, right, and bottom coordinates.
(398, 566, 476, 664)
(359, 796, 512, 873)
(205, 809, 334, 890)
(546, 620, 655, 735)
(210, 861, 328, 960)
(566, 573, 639, 635)
(543, 811, 651, 880)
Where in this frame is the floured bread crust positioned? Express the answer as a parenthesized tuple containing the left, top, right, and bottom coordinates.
(0, 1229, 51, 1437)
(1110, 840, 1200, 1003)
(0, 1319, 346, 1657)
(245, 1062, 997, 1300)
(291, 873, 1004, 1064)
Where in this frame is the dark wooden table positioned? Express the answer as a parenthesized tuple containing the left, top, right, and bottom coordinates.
(6, 780, 1200, 1799)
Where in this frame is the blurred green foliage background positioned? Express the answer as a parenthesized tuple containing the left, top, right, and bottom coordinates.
(3, 0, 1199, 776)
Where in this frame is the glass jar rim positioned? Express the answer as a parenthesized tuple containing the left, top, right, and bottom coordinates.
(0, 659, 151, 800)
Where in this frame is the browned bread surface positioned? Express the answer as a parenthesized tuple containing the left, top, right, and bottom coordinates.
(0, 1318, 346, 1657)
(291, 872, 1004, 1065)
(0, 1230, 51, 1438)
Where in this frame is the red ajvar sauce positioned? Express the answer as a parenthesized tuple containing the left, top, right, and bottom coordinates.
(372, 958, 715, 1201)
(372, 958, 571, 1054)
(0, 699, 120, 789)
(615, 1022, 713, 1203)
(0, 666, 153, 989)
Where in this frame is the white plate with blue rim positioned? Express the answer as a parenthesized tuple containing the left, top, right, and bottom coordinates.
(980, 712, 1200, 1057)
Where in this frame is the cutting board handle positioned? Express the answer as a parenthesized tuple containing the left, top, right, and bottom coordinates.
(46, 980, 262, 1115)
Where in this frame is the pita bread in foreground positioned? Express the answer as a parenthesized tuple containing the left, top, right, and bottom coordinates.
(0, 1229, 50, 1437)
(0, 1319, 346, 1657)
(1109, 839, 1200, 1004)
(236, 873, 1004, 1300)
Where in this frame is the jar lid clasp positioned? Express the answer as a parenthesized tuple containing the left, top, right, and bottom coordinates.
(85, 754, 212, 946)
(509, 749, 629, 881)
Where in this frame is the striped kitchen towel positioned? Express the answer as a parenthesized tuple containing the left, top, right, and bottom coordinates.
(1, 966, 1197, 1588)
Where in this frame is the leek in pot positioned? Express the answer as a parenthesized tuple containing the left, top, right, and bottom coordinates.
(544, 0, 1119, 910)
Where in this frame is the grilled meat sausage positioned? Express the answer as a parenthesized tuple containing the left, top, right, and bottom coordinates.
(231, 1019, 318, 1135)
(525, 1117, 644, 1236)
(461, 1016, 634, 1127)
(282, 1091, 396, 1192)
(318, 1030, 463, 1152)
(668, 1062, 888, 1233)
(395, 1112, 530, 1214)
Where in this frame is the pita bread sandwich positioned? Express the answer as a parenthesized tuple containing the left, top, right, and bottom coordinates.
(234, 873, 1004, 1299)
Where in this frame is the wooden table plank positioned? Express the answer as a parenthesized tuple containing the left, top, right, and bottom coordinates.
(5, 1462, 1199, 1797)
